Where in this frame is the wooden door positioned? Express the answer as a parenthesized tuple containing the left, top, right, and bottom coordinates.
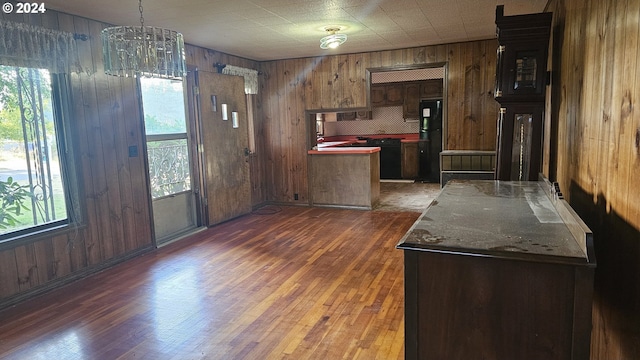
(197, 70, 251, 225)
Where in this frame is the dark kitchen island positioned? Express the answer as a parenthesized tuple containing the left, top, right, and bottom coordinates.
(397, 178, 596, 360)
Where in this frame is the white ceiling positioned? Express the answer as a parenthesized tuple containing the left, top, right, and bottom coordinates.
(44, 0, 548, 61)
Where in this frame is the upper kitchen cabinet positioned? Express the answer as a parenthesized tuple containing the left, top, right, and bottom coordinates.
(403, 83, 421, 119)
(494, 5, 552, 102)
(373, 80, 444, 119)
(337, 110, 372, 121)
(404, 80, 444, 119)
(371, 83, 404, 107)
(420, 79, 443, 99)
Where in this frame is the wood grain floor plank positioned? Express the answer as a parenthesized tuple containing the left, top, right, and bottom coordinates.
(0, 206, 419, 359)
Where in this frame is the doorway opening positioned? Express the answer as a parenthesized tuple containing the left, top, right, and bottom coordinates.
(140, 77, 201, 246)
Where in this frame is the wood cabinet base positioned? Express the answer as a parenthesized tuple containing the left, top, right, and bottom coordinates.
(403, 250, 594, 360)
(310, 152, 380, 209)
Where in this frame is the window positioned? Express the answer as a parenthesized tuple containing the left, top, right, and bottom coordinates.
(140, 77, 191, 199)
(0, 65, 76, 240)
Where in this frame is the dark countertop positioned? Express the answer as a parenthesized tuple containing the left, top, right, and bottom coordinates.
(397, 180, 589, 264)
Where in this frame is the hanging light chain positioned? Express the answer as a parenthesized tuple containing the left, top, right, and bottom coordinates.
(139, 0, 144, 27)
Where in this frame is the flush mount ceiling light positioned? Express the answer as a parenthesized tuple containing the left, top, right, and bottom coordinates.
(320, 26, 347, 49)
(101, 0, 186, 79)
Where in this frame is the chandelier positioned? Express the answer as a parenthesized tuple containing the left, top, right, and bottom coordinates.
(320, 26, 347, 49)
(101, 0, 186, 79)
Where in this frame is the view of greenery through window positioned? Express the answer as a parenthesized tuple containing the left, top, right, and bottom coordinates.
(140, 78, 191, 199)
(0, 65, 67, 236)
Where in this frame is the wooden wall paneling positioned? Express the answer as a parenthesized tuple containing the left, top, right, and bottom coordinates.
(329, 55, 350, 109)
(311, 57, 322, 109)
(446, 43, 463, 149)
(589, 0, 610, 202)
(605, 0, 631, 218)
(545, 0, 640, 358)
(308, 57, 321, 110)
(71, 16, 105, 265)
(300, 58, 312, 110)
(556, 0, 576, 193)
(260, 62, 276, 201)
(614, 0, 637, 224)
(32, 238, 54, 283)
(420, 46, 432, 64)
(121, 78, 153, 250)
(284, 59, 299, 202)
(51, 233, 72, 279)
(571, 0, 588, 192)
(279, 59, 292, 201)
(274, 61, 288, 200)
(629, 0, 640, 230)
(418, 46, 429, 64)
(468, 41, 485, 149)
(401, 48, 413, 65)
(109, 73, 137, 254)
(369, 50, 382, 69)
(319, 56, 333, 109)
(66, 230, 88, 272)
(0, 249, 19, 297)
(14, 244, 38, 291)
(346, 53, 365, 108)
(600, 0, 617, 210)
(269, 60, 284, 201)
(56, 12, 101, 267)
(435, 44, 448, 63)
(89, 20, 125, 259)
(412, 47, 427, 64)
(253, 68, 267, 206)
(381, 49, 405, 67)
(290, 58, 302, 201)
(295, 58, 309, 202)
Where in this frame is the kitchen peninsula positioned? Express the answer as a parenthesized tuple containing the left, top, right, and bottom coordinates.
(308, 141, 380, 209)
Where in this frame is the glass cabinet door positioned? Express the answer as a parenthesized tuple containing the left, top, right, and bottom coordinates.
(496, 104, 544, 181)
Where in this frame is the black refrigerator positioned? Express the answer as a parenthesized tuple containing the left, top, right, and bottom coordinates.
(418, 99, 442, 183)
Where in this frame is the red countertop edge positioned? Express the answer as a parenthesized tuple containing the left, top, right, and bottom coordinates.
(320, 133, 419, 142)
(307, 146, 381, 155)
(310, 133, 420, 154)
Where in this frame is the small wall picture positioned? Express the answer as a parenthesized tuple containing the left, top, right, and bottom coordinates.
(221, 103, 228, 120)
(211, 95, 217, 112)
(232, 112, 239, 128)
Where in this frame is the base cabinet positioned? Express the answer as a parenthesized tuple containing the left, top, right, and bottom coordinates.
(398, 180, 595, 360)
(402, 251, 593, 360)
(401, 142, 419, 179)
(310, 152, 380, 209)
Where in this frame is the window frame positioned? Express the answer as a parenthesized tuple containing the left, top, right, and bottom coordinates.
(0, 69, 82, 245)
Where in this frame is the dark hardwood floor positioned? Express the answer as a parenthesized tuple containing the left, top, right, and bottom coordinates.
(0, 206, 420, 359)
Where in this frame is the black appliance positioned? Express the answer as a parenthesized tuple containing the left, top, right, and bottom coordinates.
(418, 99, 443, 183)
(367, 138, 402, 179)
